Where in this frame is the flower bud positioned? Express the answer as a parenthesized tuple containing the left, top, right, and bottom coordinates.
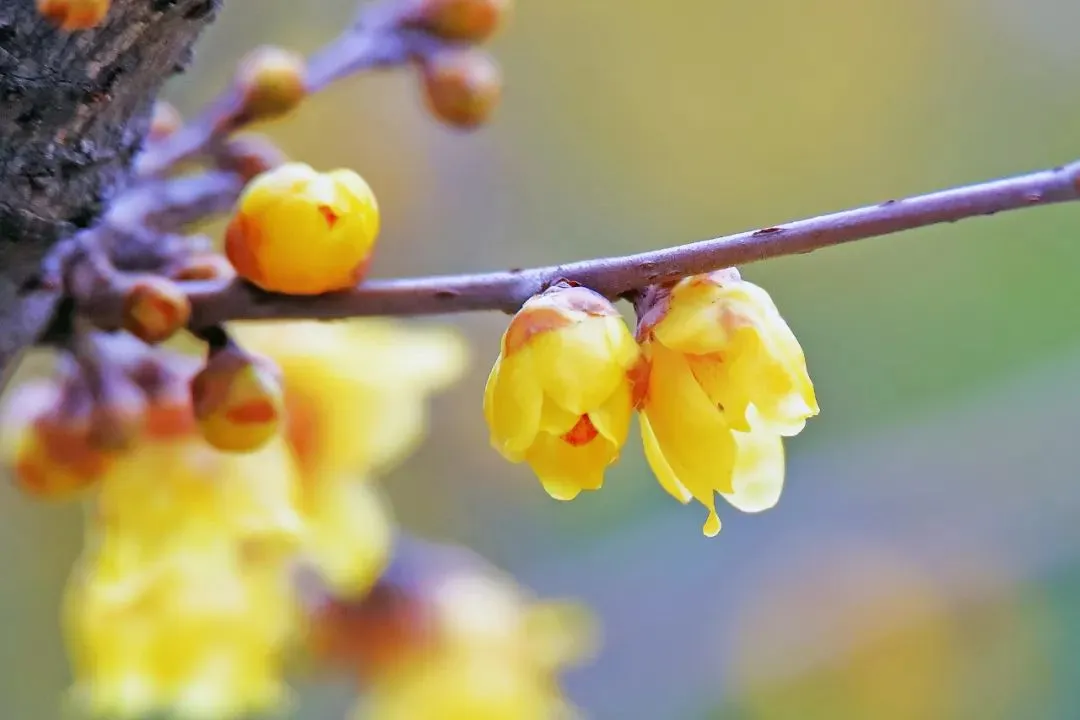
(406, 0, 512, 42)
(37, 0, 109, 31)
(225, 162, 381, 295)
(1, 382, 111, 499)
(236, 46, 307, 122)
(147, 101, 182, 141)
(122, 276, 191, 345)
(190, 345, 284, 453)
(420, 48, 502, 129)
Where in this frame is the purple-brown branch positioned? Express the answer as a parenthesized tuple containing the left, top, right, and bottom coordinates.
(79, 159, 1080, 329)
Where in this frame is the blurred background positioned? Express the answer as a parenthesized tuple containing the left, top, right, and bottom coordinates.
(5, 0, 1080, 717)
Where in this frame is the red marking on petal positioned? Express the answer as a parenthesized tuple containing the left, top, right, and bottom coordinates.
(562, 414, 599, 447)
(317, 205, 339, 228)
(225, 399, 278, 425)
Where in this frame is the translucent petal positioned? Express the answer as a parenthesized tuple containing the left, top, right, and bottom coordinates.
(641, 343, 737, 499)
(588, 381, 633, 447)
(720, 429, 785, 513)
(639, 413, 692, 504)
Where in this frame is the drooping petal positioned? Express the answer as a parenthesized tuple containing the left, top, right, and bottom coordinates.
(302, 477, 393, 598)
(639, 413, 692, 504)
(720, 429, 785, 513)
(524, 433, 617, 501)
(642, 344, 738, 498)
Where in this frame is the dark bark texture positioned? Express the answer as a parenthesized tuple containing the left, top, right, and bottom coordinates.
(0, 0, 219, 389)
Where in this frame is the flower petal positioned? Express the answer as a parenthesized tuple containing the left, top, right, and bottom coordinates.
(639, 413, 692, 504)
(720, 429, 785, 513)
(587, 381, 633, 447)
(485, 354, 543, 459)
(524, 433, 618, 501)
(641, 343, 737, 497)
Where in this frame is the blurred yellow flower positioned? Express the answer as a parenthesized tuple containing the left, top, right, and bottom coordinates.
(637, 270, 817, 536)
(64, 427, 304, 720)
(359, 649, 579, 720)
(356, 562, 593, 720)
(233, 318, 467, 482)
(484, 284, 640, 500)
(65, 541, 294, 720)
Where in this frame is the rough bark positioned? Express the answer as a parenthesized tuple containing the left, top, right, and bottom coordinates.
(0, 0, 219, 389)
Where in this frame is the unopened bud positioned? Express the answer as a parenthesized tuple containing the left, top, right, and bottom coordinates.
(37, 0, 110, 31)
(147, 101, 182, 141)
(406, 0, 512, 42)
(420, 48, 502, 129)
(122, 276, 192, 345)
(190, 344, 284, 453)
(3, 382, 111, 499)
(236, 46, 307, 121)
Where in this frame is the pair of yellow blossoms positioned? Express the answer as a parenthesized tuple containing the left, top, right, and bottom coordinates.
(484, 269, 818, 536)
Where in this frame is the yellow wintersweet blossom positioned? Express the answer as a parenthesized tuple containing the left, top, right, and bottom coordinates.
(358, 564, 593, 720)
(359, 649, 580, 720)
(484, 283, 641, 500)
(637, 270, 818, 536)
(233, 319, 467, 482)
(65, 540, 295, 720)
(63, 425, 304, 719)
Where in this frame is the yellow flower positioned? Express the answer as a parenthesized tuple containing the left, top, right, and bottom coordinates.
(65, 540, 294, 720)
(484, 284, 640, 500)
(301, 474, 393, 598)
(638, 270, 817, 536)
(225, 162, 380, 295)
(356, 564, 592, 720)
(60, 406, 305, 719)
(359, 649, 580, 720)
(233, 319, 467, 482)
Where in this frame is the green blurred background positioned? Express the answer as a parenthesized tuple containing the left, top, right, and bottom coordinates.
(5, 0, 1080, 717)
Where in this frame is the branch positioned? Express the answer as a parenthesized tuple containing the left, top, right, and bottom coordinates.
(79, 159, 1080, 327)
(0, 0, 221, 389)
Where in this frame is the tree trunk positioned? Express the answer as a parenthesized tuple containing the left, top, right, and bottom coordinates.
(0, 0, 219, 389)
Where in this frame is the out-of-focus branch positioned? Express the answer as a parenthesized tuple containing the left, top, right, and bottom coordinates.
(134, 0, 438, 178)
(78, 160, 1080, 327)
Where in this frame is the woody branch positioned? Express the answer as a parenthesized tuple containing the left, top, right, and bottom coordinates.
(77, 159, 1080, 328)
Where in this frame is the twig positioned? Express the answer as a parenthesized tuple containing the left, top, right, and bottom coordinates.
(134, 1, 428, 178)
(76, 159, 1080, 328)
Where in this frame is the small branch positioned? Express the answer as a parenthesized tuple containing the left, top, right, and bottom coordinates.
(135, 1, 429, 177)
(78, 159, 1080, 328)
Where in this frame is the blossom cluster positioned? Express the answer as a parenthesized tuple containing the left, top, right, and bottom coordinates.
(485, 274, 818, 536)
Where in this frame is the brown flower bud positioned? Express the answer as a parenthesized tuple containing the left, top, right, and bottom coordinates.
(236, 46, 307, 122)
(122, 276, 192, 345)
(406, 0, 512, 42)
(420, 48, 502, 130)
